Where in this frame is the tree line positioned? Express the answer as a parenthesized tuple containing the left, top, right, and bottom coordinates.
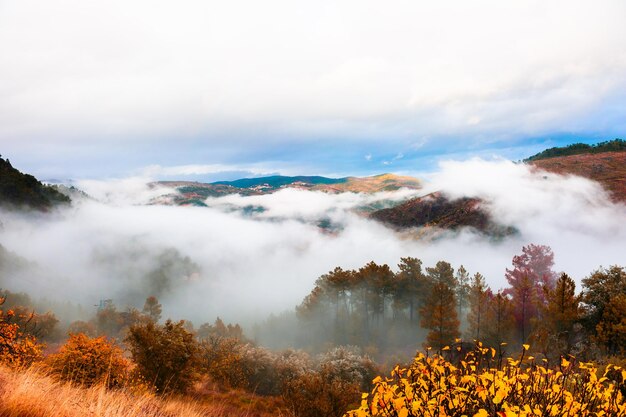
(296, 244, 626, 361)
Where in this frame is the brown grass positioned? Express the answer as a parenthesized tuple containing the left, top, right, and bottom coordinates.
(0, 366, 289, 417)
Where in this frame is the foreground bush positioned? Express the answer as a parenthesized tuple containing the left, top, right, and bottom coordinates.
(347, 343, 626, 417)
(0, 296, 42, 367)
(47, 333, 130, 388)
(126, 319, 200, 394)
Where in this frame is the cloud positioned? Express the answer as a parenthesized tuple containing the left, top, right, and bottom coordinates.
(0, 160, 623, 329)
(0, 0, 625, 165)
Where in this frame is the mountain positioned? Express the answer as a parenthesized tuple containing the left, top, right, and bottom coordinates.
(526, 139, 626, 203)
(0, 156, 71, 210)
(370, 192, 515, 237)
(153, 174, 421, 206)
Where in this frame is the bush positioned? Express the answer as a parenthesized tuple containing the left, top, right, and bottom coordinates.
(282, 346, 375, 417)
(0, 297, 42, 367)
(47, 333, 129, 388)
(347, 343, 626, 417)
(125, 319, 200, 394)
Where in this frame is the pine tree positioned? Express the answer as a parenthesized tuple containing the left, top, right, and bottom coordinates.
(455, 265, 471, 331)
(420, 282, 459, 352)
(532, 273, 581, 358)
(466, 272, 490, 341)
(482, 291, 515, 349)
(394, 257, 427, 323)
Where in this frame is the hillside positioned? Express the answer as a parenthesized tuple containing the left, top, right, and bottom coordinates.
(525, 138, 625, 161)
(154, 174, 421, 206)
(527, 146, 626, 203)
(0, 156, 71, 210)
(370, 192, 515, 237)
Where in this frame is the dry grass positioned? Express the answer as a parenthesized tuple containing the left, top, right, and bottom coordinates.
(0, 366, 288, 417)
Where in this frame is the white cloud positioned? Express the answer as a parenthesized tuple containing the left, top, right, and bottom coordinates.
(0, 0, 624, 148)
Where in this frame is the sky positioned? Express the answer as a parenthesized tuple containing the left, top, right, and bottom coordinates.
(1, 0, 625, 181)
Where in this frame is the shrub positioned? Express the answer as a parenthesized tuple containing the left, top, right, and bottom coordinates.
(282, 346, 375, 417)
(0, 296, 42, 367)
(47, 333, 130, 388)
(347, 343, 626, 417)
(125, 319, 200, 394)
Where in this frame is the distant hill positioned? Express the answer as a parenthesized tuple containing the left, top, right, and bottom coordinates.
(525, 138, 625, 161)
(370, 192, 515, 237)
(525, 139, 626, 203)
(153, 174, 421, 206)
(213, 175, 346, 189)
(0, 156, 70, 210)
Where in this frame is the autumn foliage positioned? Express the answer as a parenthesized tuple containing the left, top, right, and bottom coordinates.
(0, 295, 42, 367)
(46, 333, 130, 388)
(347, 343, 626, 417)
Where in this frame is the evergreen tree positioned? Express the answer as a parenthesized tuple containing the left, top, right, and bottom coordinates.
(420, 282, 459, 352)
(532, 273, 581, 359)
(466, 272, 490, 341)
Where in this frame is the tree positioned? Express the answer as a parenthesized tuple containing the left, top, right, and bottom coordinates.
(466, 272, 491, 341)
(532, 273, 582, 359)
(142, 296, 162, 323)
(394, 257, 427, 323)
(595, 294, 626, 356)
(420, 282, 459, 352)
(426, 261, 456, 288)
(125, 319, 200, 394)
(581, 265, 626, 333)
(504, 244, 557, 343)
(482, 291, 515, 349)
(455, 265, 471, 330)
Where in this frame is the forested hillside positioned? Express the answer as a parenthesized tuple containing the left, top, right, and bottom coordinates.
(0, 156, 70, 210)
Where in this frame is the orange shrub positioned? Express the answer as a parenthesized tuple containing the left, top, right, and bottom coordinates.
(47, 333, 130, 388)
(0, 297, 43, 367)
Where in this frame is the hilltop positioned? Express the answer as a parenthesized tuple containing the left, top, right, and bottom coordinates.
(524, 138, 625, 161)
(525, 139, 626, 203)
(154, 174, 421, 206)
(370, 192, 515, 237)
(0, 156, 70, 210)
(369, 139, 626, 235)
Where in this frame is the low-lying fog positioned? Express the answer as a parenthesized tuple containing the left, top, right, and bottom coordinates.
(0, 159, 624, 327)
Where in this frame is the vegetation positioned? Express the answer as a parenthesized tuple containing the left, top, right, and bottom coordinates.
(525, 138, 625, 161)
(125, 319, 201, 394)
(347, 343, 626, 417)
(0, 246, 625, 417)
(46, 333, 130, 388)
(0, 156, 70, 210)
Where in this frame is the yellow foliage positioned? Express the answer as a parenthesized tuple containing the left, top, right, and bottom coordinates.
(346, 344, 626, 417)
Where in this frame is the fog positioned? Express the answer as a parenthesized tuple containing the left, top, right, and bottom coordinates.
(0, 160, 624, 328)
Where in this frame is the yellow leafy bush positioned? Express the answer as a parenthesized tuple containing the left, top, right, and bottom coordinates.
(347, 343, 626, 417)
(46, 332, 130, 388)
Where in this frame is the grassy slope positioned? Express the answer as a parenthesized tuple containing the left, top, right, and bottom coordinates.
(0, 366, 289, 417)
(528, 151, 626, 203)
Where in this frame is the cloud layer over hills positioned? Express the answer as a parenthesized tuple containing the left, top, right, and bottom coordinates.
(0, 160, 624, 325)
